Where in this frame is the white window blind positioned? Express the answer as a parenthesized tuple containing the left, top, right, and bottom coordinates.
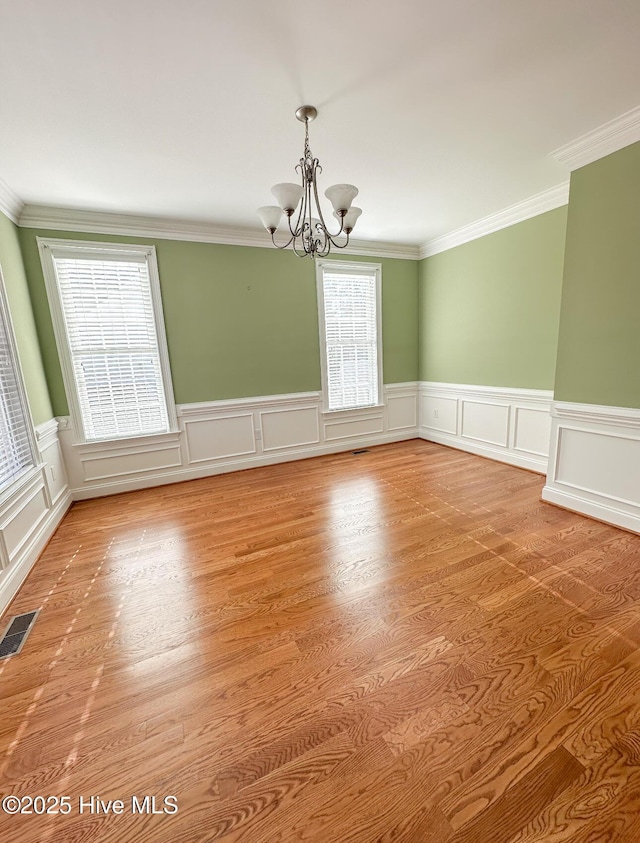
(49, 249, 171, 442)
(0, 273, 34, 492)
(320, 265, 381, 411)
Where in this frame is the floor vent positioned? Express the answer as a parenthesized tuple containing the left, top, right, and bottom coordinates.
(0, 610, 39, 659)
(352, 449, 370, 455)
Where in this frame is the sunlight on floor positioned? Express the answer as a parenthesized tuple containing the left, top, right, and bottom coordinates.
(328, 477, 389, 592)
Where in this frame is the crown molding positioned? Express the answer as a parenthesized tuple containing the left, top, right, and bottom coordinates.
(344, 238, 419, 260)
(0, 176, 24, 224)
(344, 240, 420, 261)
(18, 204, 420, 260)
(419, 182, 569, 259)
(551, 104, 640, 171)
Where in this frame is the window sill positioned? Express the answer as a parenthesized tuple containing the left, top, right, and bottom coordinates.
(321, 403, 385, 416)
(71, 429, 182, 453)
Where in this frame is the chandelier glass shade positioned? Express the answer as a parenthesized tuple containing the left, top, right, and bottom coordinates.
(258, 106, 362, 258)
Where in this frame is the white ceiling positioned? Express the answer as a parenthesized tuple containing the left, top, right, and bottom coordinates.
(1, 0, 640, 247)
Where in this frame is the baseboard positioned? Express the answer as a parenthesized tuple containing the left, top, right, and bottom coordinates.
(422, 430, 548, 474)
(68, 431, 419, 499)
(417, 381, 552, 475)
(541, 485, 640, 534)
(0, 489, 72, 616)
(543, 400, 640, 535)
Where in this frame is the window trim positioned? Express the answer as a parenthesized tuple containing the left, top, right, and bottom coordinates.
(0, 263, 38, 495)
(38, 237, 178, 444)
(316, 259, 384, 415)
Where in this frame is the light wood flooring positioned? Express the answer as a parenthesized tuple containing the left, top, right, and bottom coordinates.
(2, 440, 640, 842)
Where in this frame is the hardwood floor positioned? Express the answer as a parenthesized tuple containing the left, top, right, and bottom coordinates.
(1, 439, 640, 842)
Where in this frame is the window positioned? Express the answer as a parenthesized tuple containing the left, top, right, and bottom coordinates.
(316, 261, 383, 412)
(39, 239, 176, 443)
(0, 266, 35, 492)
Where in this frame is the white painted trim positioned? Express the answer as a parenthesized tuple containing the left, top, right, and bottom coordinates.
(259, 405, 320, 452)
(177, 391, 321, 415)
(0, 489, 72, 616)
(34, 418, 59, 455)
(67, 432, 417, 500)
(18, 205, 420, 261)
(541, 487, 640, 535)
(420, 429, 548, 474)
(0, 176, 24, 225)
(419, 183, 569, 259)
(56, 383, 420, 499)
(0, 417, 71, 615)
(72, 430, 182, 455)
(37, 237, 178, 443)
(183, 413, 256, 464)
(551, 104, 640, 172)
(0, 465, 42, 512)
(418, 382, 553, 474)
(542, 400, 640, 534)
(552, 400, 640, 428)
(0, 263, 40, 469)
(385, 381, 419, 391)
(321, 403, 385, 418)
(419, 381, 553, 403)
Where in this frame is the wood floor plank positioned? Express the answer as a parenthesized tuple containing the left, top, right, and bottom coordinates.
(2, 440, 640, 841)
(449, 745, 584, 843)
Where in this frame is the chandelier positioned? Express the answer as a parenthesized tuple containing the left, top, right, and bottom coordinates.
(257, 106, 362, 258)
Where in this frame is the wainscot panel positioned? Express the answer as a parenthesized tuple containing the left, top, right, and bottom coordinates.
(543, 402, 640, 534)
(0, 419, 72, 616)
(387, 390, 419, 432)
(183, 413, 256, 463)
(58, 384, 420, 500)
(261, 406, 320, 452)
(418, 382, 553, 474)
(461, 399, 510, 447)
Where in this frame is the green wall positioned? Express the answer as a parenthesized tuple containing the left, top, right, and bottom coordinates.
(418, 207, 567, 390)
(18, 228, 419, 416)
(554, 142, 640, 408)
(334, 252, 419, 387)
(10, 142, 640, 426)
(0, 212, 53, 425)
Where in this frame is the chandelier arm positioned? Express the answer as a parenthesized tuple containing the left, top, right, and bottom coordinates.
(269, 230, 295, 250)
(292, 200, 311, 257)
(316, 239, 332, 258)
(316, 215, 330, 256)
(326, 231, 351, 250)
(289, 161, 307, 238)
(310, 159, 346, 246)
(290, 164, 307, 241)
(291, 238, 310, 259)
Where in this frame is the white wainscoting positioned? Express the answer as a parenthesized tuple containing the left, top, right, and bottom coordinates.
(542, 402, 640, 534)
(0, 419, 72, 615)
(59, 383, 420, 500)
(418, 382, 553, 473)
